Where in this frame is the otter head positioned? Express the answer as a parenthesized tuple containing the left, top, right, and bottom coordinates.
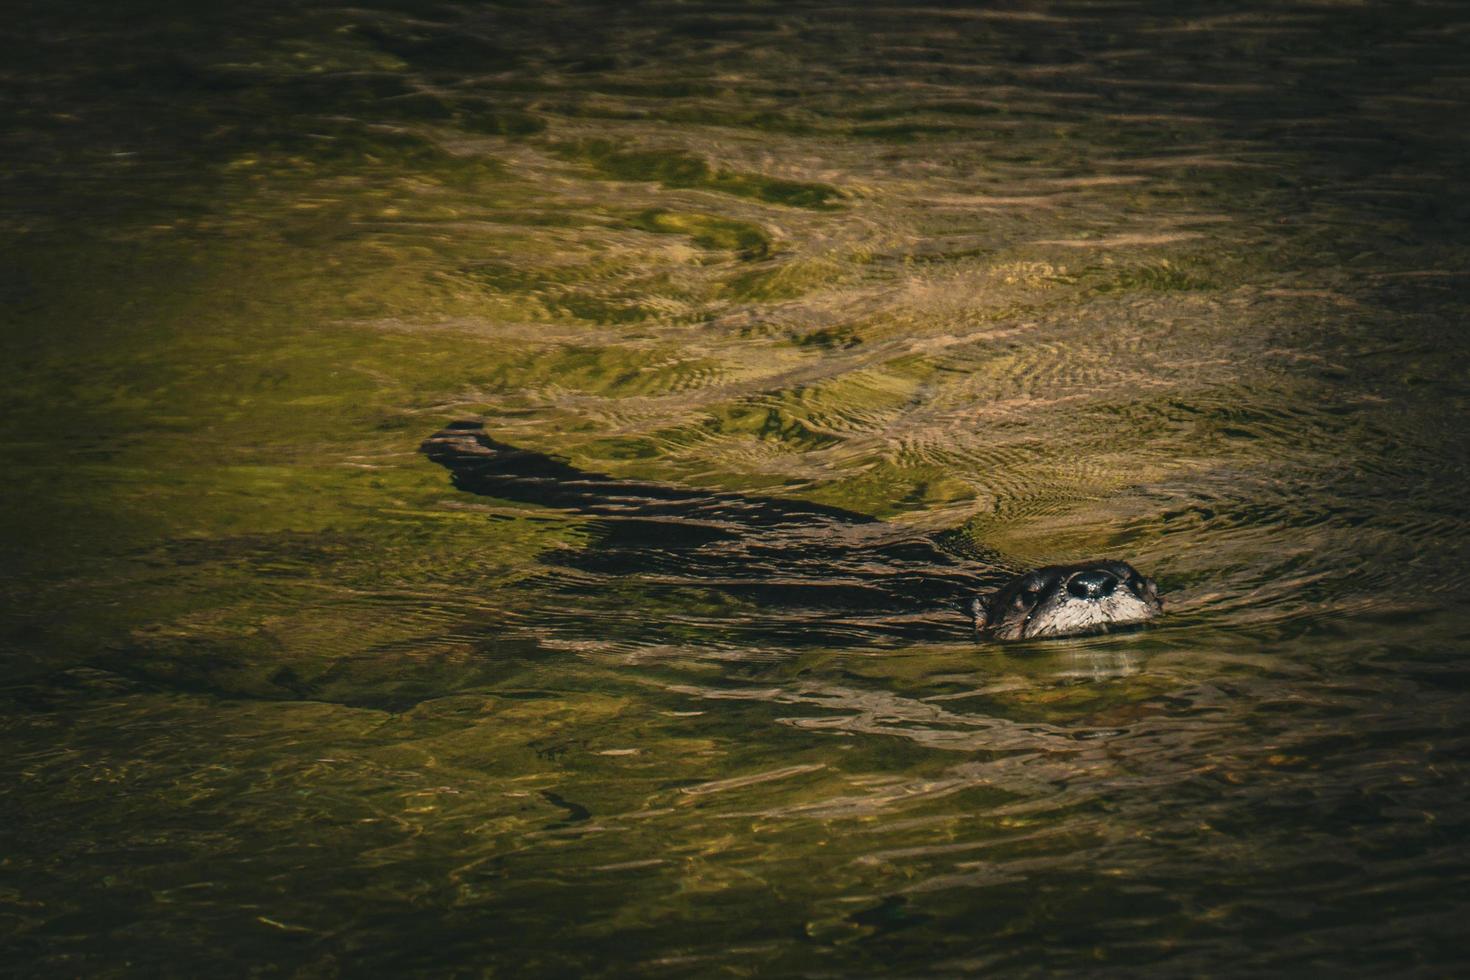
(972, 560, 1162, 640)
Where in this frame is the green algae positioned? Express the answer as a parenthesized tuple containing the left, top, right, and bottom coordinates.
(722, 253, 850, 301)
(1085, 258, 1217, 294)
(698, 402, 843, 452)
(451, 257, 718, 326)
(804, 461, 980, 518)
(652, 104, 818, 135)
(554, 139, 845, 210)
(794, 323, 862, 349)
(627, 209, 772, 258)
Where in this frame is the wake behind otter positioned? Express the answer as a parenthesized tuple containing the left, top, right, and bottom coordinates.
(422, 422, 1160, 643)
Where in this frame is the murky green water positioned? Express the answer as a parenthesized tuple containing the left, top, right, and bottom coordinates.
(4, 1, 1470, 975)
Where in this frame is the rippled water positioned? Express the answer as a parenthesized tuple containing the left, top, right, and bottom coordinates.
(4, 1, 1470, 975)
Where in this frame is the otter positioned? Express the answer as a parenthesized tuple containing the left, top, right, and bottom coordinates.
(971, 562, 1162, 640)
(422, 422, 1162, 642)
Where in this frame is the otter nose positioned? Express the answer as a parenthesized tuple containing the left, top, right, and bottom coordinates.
(1067, 570, 1117, 600)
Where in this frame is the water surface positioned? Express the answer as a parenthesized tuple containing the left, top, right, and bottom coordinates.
(3, 1, 1469, 975)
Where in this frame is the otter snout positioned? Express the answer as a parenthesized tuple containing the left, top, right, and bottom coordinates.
(1066, 569, 1117, 600)
(973, 560, 1162, 640)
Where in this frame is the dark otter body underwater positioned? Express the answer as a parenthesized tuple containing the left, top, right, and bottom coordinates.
(423, 422, 1162, 642)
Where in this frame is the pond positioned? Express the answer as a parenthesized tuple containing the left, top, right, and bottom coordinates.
(3, 1, 1468, 975)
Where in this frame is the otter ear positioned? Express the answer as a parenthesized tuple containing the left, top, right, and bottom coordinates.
(970, 596, 991, 626)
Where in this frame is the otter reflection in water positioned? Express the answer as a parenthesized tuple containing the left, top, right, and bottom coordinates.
(422, 422, 1162, 642)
